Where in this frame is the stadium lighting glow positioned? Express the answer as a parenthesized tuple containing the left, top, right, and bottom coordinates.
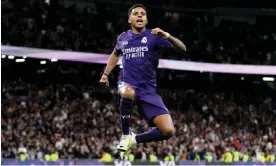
(23, 56, 27, 59)
(8, 55, 15, 59)
(40, 61, 47, 64)
(241, 77, 244, 80)
(262, 77, 274, 82)
(51, 58, 58, 62)
(15, 59, 25, 63)
(2, 55, 6, 58)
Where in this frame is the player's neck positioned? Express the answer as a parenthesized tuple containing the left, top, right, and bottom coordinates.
(131, 27, 146, 34)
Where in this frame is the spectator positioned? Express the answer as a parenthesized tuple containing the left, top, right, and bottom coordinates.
(1, 80, 275, 160)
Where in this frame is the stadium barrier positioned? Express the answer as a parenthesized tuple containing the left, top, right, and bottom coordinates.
(2, 45, 276, 75)
(1, 159, 276, 166)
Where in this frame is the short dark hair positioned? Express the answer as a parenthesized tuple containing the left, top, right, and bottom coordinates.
(128, 4, 146, 16)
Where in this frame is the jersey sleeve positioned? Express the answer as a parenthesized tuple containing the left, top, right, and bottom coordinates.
(114, 32, 125, 56)
(156, 36, 172, 49)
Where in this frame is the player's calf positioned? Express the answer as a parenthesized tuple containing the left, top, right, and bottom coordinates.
(118, 83, 136, 136)
(117, 83, 136, 159)
(120, 98, 133, 135)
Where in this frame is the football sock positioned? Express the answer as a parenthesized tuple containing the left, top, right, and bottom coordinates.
(120, 98, 134, 135)
(135, 127, 172, 143)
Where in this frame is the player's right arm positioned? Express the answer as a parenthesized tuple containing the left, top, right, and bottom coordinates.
(99, 50, 120, 87)
(104, 50, 120, 76)
(100, 32, 124, 87)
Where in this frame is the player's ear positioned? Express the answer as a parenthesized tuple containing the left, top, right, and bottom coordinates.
(128, 17, 131, 24)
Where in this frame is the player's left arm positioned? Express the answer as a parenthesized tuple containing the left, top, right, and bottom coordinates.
(152, 27, 187, 52)
(167, 35, 187, 52)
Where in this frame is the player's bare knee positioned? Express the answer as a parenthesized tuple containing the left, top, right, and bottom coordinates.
(120, 92, 135, 99)
(120, 90, 135, 99)
(154, 114, 175, 137)
(120, 89, 135, 100)
(119, 84, 135, 100)
(161, 126, 175, 137)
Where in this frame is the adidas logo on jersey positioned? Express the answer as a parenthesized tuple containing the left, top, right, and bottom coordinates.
(122, 41, 128, 46)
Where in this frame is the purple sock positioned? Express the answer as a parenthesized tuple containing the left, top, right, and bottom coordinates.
(120, 98, 133, 135)
(135, 128, 172, 143)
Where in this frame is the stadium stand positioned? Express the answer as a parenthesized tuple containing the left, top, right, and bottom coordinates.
(1, 0, 276, 164)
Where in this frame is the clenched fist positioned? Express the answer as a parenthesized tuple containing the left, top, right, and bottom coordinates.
(99, 75, 109, 87)
(151, 27, 170, 38)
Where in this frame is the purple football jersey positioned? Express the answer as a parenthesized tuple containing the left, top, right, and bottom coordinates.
(115, 29, 171, 93)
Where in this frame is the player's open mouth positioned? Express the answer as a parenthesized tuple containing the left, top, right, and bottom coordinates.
(136, 19, 143, 26)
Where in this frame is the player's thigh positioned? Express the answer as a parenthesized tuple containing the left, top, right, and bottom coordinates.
(139, 101, 175, 136)
(153, 114, 175, 136)
(118, 82, 135, 100)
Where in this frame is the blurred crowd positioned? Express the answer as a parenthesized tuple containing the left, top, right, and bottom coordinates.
(2, 0, 276, 64)
(1, 80, 276, 161)
(1, 0, 276, 163)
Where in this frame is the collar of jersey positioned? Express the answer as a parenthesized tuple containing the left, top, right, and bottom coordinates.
(129, 29, 148, 36)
